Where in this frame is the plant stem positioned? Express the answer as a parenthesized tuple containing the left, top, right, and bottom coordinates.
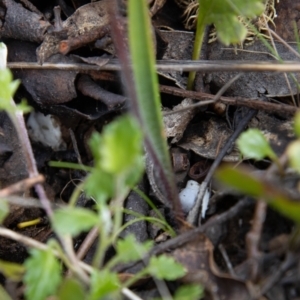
(92, 225, 107, 268)
(187, 13, 206, 90)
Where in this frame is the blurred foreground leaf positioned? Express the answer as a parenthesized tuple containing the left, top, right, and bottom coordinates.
(52, 207, 99, 236)
(287, 140, 300, 174)
(147, 255, 186, 280)
(174, 284, 204, 300)
(216, 166, 300, 223)
(24, 248, 61, 300)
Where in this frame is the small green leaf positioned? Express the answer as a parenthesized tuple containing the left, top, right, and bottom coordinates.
(52, 207, 99, 236)
(287, 140, 300, 173)
(16, 99, 32, 114)
(0, 260, 24, 281)
(84, 169, 114, 205)
(214, 15, 246, 45)
(237, 128, 277, 161)
(100, 115, 143, 174)
(0, 69, 20, 111)
(88, 270, 120, 300)
(24, 248, 62, 300)
(0, 200, 9, 224)
(294, 111, 300, 137)
(197, 0, 264, 46)
(124, 156, 144, 188)
(115, 235, 153, 263)
(188, 0, 264, 88)
(147, 255, 186, 280)
(58, 278, 85, 300)
(173, 284, 204, 300)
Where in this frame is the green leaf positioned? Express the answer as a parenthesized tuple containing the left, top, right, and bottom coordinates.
(294, 111, 300, 137)
(0, 260, 24, 281)
(173, 284, 204, 300)
(188, 0, 264, 88)
(24, 248, 62, 300)
(84, 169, 114, 205)
(216, 165, 300, 223)
(58, 278, 85, 300)
(88, 270, 120, 300)
(100, 115, 143, 174)
(0, 200, 9, 224)
(115, 235, 153, 263)
(16, 99, 31, 114)
(287, 140, 300, 173)
(215, 165, 264, 196)
(52, 207, 99, 236)
(214, 15, 246, 45)
(198, 0, 264, 45)
(124, 156, 144, 188)
(128, 0, 175, 186)
(237, 128, 277, 161)
(147, 255, 186, 280)
(0, 69, 20, 112)
(85, 116, 144, 207)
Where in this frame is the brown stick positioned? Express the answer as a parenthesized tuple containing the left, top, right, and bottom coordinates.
(0, 175, 44, 197)
(160, 85, 298, 116)
(8, 60, 300, 72)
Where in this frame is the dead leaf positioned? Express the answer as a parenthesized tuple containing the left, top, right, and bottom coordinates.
(37, 0, 111, 63)
(172, 233, 252, 300)
(163, 98, 198, 143)
(178, 112, 294, 162)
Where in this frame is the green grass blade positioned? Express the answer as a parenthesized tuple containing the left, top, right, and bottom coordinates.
(128, 0, 168, 167)
(128, 0, 179, 208)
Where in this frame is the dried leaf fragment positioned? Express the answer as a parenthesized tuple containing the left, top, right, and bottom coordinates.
(37, 0, 111, 63)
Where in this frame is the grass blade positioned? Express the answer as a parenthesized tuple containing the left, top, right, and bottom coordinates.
(127, 0, 180, 211)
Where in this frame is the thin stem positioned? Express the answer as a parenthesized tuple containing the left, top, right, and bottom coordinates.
(187, 14, 206, 90)
(8, 108, 54, 219)
(68, 181, 85, 207)
(0, 227, 80, 281)
(119, 210, 176, 238)
(91, 225, 107, 268)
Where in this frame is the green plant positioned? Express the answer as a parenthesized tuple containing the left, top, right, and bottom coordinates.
(215, 112, 300, 224)
(0, 0, 204, 296)
(187, 0, 265, 89)
(0, 110, 193, 300)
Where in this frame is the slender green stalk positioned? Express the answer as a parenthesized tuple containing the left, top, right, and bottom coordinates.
(91, 226, 107, 268)
(133, 187, 168, 223)
(187, 14, 206, 90)
(68, 182, 85, 207)
(128, 0, 179, 211)
(116, 213, 176, 238)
